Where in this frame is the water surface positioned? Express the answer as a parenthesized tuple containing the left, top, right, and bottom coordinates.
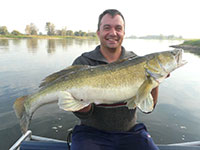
(0, 38, 200, 149)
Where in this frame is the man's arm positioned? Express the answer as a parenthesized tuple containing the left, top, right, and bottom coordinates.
(151, 74, 170, 108)
(151, 86, 159, 108)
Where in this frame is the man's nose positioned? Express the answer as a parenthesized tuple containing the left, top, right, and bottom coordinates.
(109, 28, 117, 36)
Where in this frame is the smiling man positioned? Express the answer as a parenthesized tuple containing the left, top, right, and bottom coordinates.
(71, 9, 159, 150)
(97, 13, 125, 62)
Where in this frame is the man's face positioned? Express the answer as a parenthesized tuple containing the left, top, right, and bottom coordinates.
(97, 14, 125, 50)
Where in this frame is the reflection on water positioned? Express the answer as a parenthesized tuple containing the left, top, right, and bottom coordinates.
(27, 39, 38, 53)
(0, 38, 99, 55)
(47, 39, 56, 54)
(0, 38, 200, 149)
(0, 39, 9, 52)
(12, 39, 22, 46)
(0, 39, 9, 46)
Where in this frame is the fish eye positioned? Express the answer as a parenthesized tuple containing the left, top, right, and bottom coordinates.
(171, 49, 181, 56)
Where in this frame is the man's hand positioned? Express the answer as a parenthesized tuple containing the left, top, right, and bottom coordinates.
(76, 104, 92, 113)
(151, 86, 159, 108)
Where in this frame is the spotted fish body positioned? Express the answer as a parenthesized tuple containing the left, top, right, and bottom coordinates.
(13, 49, 187, 133)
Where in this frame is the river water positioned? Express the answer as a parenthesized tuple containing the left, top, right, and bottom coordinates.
(0, 38, 200, 149)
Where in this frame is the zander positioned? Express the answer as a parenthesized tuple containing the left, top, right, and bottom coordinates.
(13, 49, 187, 133)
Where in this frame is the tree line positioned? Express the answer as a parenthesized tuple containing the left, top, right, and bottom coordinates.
(0, 22, 97, 37)
(0, 23, 183, 39)
(128, 34, 183, 40)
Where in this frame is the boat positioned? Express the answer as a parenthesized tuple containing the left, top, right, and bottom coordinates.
(9, 130, 200, 150)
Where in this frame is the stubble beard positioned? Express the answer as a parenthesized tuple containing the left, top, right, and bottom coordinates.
(103, 38, 123, 52)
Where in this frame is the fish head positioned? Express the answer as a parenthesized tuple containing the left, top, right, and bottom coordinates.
(172, 49, 188, 68)
(156, 49, 187, 73)
(145, 49, 187, 82)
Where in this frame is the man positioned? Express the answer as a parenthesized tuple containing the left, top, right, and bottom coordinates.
(71, 9, 159, 150)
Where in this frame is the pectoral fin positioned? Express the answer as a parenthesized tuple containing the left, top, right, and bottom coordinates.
(126, 77, 157, 113)
(137, 93, 154, 113)
(58, 91, 89, 112)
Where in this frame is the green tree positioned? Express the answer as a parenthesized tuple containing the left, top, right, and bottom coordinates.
(61, 27, 67, 36)
(25, 25, 30, 34)
(56, 30, 62, 36)
(45, 22, 55, 35)
(74, 31, 80, 36)
(80, 31, 87, 36)
(55, 27, 67, 36)
(66, 30, 73, 36)
(11, 30, 22, 35)
(167, 35, 175, 39)
(88, 32, 97, 37)
(74, 30, 86, 36)
(0, 26, 9, 35)
(25, 23, 38, 35)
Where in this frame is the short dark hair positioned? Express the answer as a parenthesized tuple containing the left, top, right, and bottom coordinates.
(97, 9, 125, 31)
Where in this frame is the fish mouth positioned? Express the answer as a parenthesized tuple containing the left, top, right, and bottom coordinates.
(173, 49, 187, 67)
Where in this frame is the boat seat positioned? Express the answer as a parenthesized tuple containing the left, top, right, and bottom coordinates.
(20, 141, 200, 150)
(20, 141, 69, 150)
(158, 145, 200, 150)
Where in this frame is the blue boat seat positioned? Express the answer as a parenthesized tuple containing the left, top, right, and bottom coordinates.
(20, 141, 69, 150)
(158, 145, 200, 150)
(20, 141, 200, 150)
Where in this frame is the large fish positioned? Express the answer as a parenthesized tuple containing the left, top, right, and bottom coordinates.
(13, 49, 187, 134)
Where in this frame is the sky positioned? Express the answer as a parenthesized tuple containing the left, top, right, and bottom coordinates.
(1, 0, 200, 38)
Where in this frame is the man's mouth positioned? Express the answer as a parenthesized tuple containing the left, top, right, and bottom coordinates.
(106, 38, 118, 43)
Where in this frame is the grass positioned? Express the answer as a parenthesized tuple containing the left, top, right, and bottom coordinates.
(182, 39, 200, 47)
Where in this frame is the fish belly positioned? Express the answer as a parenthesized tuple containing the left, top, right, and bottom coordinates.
(26, 91, 60, 114)
(68, 85, 139, 104)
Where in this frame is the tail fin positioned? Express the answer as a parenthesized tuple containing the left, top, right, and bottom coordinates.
(13, 96, 30, 134)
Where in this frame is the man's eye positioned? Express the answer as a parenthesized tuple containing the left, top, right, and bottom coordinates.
(103, 26, 110, 30)
(116, 27, 122, 31)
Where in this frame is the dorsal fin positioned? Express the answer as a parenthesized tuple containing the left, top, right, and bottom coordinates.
(39, 65, 89, 88)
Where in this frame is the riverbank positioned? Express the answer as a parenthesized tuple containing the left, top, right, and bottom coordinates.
(0, 35, 98, 40)
(170, 39, 200, 51)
